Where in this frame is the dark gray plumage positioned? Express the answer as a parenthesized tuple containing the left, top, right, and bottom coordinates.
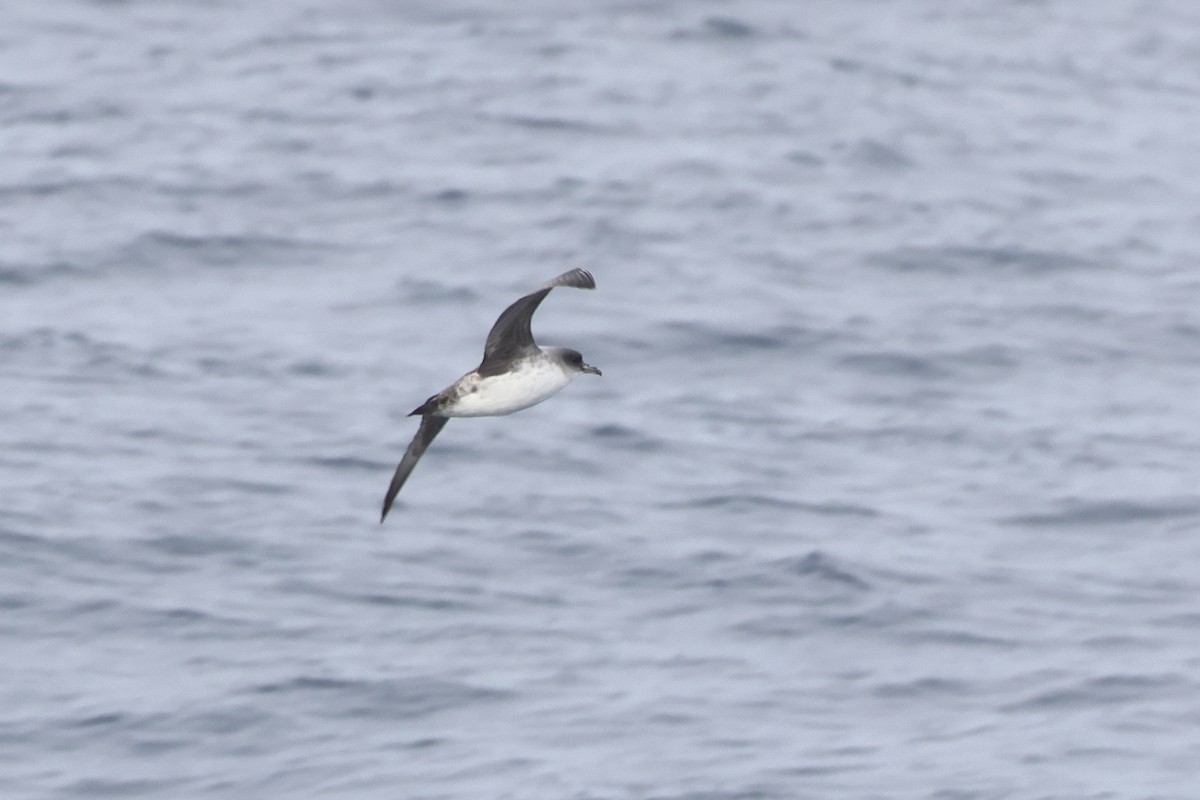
(380, 415, 447, 522)
(478, 267, 595, 377)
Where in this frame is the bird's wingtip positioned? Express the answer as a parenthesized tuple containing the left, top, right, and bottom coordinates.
(540, 268, 595, 291)
(571, 268, 596, 289)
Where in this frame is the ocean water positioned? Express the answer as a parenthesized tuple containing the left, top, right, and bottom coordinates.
(3, 0, 1200, 797)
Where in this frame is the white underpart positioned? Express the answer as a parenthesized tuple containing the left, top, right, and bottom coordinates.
(443, 351, 574, 417)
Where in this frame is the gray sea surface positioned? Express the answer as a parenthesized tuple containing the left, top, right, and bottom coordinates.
(3, 1, 1200, 798)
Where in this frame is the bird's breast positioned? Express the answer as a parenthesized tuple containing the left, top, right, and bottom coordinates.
(442, 359, 572, 417)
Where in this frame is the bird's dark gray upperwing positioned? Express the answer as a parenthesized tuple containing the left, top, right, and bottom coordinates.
(380, 415, 449, 522)
(478, 268, 595, 376)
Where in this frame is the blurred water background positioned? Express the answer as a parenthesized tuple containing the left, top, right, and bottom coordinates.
(3, 1, 1200, 797)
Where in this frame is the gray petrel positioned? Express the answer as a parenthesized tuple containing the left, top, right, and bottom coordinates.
(380, 268, 600, 521)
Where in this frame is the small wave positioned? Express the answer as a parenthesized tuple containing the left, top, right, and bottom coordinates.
(353, 592, 475, 611)
(612, 563, 689, 591)
(492, 114, 626, 135)
(1003, 673, 1188, 711)
(275, 577, 482, 613)
(662, 494, 808, 512)
(671, 16, 760, 40)
(62, 778, 173, 796)
(698, 16, 758, 38)
(660, 494, 879, 519)
(829, 58, 925, 89)
(901, 628, 1018, 648)
(846, 138, 915, 170)
(999, 499, 1200, 527)
(101, 230, 339, 273)
(799, 501, 881, 518)
(191, 353, 272, 379)
(0, 178, 113, 200)
(0, 80, 31, 97)
(8, 99, 128, 125)
(154, 476, 292, 504)
(838, 344, 1020, 382)
(589, 423, 664, 452)
(659, 320, 815, 353)
(838, 351, 954, 380)
(286, 358, 343, 377)
(0, 525, 111, 572)
(785, 149, 825, 167)
(424, 187, 470, 205)
(395, 277, 477, 304)
(872, 677, 970, 699)
(0, 328, 166, 382)
(643, 791, 781, 800)
(306, 455, 384, 472)
(0, 259, 85, 286)
(175, 706, 268, 739)
(142, 533, 251, 558)
(70, 712, 125, 729)
(776, 551, 871, 589)
(731, 615, 817, 639)
(940, 343, 1020, 370)
(248, 675, 510, 720)
(872, 245, 1095, 275)
(0, 593, 30, 611)
(820, 601, 930, 630)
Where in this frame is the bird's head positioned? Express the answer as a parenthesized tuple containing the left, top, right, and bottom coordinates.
(552, 347, 602, 376)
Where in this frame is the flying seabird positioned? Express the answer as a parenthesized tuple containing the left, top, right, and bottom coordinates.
(380, 268, 600, 521)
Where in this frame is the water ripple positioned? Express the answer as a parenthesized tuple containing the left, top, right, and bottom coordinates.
(249, 675, 510, 720)
(1000, 499, 1200, 527)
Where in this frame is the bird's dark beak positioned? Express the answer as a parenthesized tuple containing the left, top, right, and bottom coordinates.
(582, 363, 602, 376)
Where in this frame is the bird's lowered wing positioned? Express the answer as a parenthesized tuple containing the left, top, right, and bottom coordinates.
(380, 415, 449, 522)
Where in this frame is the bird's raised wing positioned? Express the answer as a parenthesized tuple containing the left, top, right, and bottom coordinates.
(380, 415, 449, 522)
(479, 268, 595, 376)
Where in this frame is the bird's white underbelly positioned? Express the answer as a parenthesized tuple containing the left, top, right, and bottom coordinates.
(444, 360, 572, 417)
